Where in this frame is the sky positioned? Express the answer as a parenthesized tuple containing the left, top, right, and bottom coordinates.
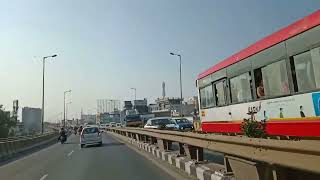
(0, 0, 319, 122)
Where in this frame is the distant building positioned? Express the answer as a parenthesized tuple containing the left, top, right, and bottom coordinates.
(22, 107, 41, 134)
(81, 114, 96, 124)
(96, 112, 120, 124)
(162, 82, 166, 98)
(124, 101, 133, 110)
(149, 97, 196, 117)
(133, 99, 148, 114)
(97, 99, 121, 113)
(186, 96, 199, 111)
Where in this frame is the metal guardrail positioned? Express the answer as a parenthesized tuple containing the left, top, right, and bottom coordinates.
(0, 132, 56, 142)
(107, 127, 320, 175)
(0, 132, 59, 161)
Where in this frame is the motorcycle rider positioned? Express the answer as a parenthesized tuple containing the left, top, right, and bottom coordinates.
(73, 126, 78, 135)
(78, 125, 83, 135)
(58, 127, 67, 141)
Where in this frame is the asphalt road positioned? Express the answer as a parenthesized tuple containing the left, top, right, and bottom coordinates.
(0, 134, 174, 180)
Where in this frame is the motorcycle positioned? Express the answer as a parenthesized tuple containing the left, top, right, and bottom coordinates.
(60, 135, 67, 144)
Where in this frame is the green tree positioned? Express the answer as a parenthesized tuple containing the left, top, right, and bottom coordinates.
(0, 105, 17, 138)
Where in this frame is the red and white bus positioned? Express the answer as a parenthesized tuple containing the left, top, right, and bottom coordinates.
(196, 10, 320, 137)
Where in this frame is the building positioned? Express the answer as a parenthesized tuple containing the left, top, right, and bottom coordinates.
(186, 96, 199, 111)
(124, 101, 133, 110)
(96, 112, 120, 124)
(81, 114, 96, 124)
(22, 107, 41, 134)
(133, 99, 148, 114)
(149, 97, 196, 117)
(97, 99, 121, 113)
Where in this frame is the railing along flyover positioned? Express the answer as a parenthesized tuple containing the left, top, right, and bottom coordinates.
(0, 132, 59, 161)
(0, 132, 57, 142)
(107, 127, 320, 180)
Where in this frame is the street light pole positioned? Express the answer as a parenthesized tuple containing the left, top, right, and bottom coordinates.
(66, 101, 72, 125)
(131, 88, 136, 101)
(41, 54, 57, 134)
(63, 90, 71, 127)
(170, 52, 183, 117)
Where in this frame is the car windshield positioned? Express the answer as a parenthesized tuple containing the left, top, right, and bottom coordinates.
(151, 119, 174, 126)
(175, 119, 190, 124)
(83, 127, 99, 134)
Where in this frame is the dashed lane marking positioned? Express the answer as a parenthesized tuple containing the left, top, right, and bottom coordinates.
(40, 174, 48, 180)
(67, 150, 74, 157)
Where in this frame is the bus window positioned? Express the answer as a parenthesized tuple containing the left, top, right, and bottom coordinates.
(291, 47, 320, 92)
(260, 60, 290, 97)
(312, 47, 320, 88)
(214, 80, 226, 106)
(230, 72, 252, 103)
(254, 69, 265, 98)
(200, 84, 214, 108)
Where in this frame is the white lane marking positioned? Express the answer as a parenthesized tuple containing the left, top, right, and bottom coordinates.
(40, 174, 48, 180)
(67, 150, 74, 157)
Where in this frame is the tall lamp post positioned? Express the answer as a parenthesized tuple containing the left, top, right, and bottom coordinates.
(131, 88, 137, 101)
(170, 52, 183, 117)
(41, 54, 57, 134)
(63, 90, 72, 127)
(66, 101, 72, 126)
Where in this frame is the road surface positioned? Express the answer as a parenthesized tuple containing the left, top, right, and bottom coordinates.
(0, 134, 174, 180)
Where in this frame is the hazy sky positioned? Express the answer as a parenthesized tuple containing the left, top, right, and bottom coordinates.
(0, 0, 319, 122)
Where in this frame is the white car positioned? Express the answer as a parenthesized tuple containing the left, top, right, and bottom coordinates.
(116, 123, 122, 128)
(144, 117, 176, 129)
(100, 124, 109, 129)
(80, 126, 102, 148)
(109, 122, 116, 127)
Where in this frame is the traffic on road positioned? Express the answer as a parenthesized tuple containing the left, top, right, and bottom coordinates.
(0, 133, 176, 180)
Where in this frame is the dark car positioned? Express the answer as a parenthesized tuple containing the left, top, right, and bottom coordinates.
(171, 118, 193, 131)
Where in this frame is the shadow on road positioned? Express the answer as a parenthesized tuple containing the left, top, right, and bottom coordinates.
(102, 142, 124, 147)
(84, 142, 124, 148)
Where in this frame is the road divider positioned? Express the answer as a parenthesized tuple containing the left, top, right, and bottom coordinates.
(107, 128, 234, 180)
(106, 127, 320, 180)
(0, 132, 59, 162)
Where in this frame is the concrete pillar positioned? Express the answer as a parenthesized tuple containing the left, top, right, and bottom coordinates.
(145, 136, 150, 143)
(224, 156, 232, 173)
(183, 144, 203, 161)
(178, 143, 185, 156)
(157, 138, 172, 151)
(225, 155, 278, 180)
(135, 134, 140, 141)
(151, 137, 157, 144)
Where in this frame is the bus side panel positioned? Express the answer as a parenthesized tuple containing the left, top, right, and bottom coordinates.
(201, 92, 320, 136)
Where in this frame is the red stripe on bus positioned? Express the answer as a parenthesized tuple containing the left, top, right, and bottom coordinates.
(201, 120, 320, 137)
(266, 120, 320, 137)
(201, 122, 242, 133)
(197, 10, 320, 80)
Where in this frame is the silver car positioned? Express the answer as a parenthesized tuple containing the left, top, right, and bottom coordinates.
(144, 117, 176, 129)
(80, 126, 102, 148)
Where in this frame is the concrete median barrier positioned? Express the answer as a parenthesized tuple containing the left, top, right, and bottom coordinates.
(0, 133, 59, 162)
(108, 131, 234, 180)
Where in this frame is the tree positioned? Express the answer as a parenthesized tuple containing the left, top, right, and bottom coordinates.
(0, 105, 17, 138)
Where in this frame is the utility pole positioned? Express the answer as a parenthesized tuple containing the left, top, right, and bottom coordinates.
(170, 52, 183, 117)
(41, 54, 57, 134)
(63, 90, 71, 127)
